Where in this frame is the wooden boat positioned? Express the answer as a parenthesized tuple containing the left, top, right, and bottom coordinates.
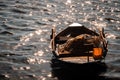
(50, 23, 108, 64)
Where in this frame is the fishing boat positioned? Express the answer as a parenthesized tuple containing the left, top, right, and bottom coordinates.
(50, 23, 108, 64)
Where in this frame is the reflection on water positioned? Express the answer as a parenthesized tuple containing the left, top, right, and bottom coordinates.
(0, 0, 120, 80)
(51, 58, 107, 80)
(14, 29, 43, 49)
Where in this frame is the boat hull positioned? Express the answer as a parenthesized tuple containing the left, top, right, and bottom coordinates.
(51, 56, 107, 77)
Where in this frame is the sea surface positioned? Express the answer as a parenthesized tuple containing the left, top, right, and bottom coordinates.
(0, 0, 120, 80)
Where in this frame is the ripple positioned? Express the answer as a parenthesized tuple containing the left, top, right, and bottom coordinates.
(0, 31, 13, 35)
(0, 3, 8, 8)
(27, 57, 49, 64)
(0, 0, 120, 79)
(11, 8, 27, 14)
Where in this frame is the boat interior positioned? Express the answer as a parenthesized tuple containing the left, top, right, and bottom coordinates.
(50, 24, 108, 63)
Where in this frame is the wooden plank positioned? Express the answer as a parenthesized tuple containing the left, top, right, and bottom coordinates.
(59, 56, 94, 63)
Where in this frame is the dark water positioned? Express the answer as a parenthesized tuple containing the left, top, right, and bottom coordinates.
(0, 0, 120, 80)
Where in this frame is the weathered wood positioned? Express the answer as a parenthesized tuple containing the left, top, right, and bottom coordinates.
(50, 23, 108, 63)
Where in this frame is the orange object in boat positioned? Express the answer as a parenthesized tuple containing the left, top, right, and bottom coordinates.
(93, 48, 103, 60)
